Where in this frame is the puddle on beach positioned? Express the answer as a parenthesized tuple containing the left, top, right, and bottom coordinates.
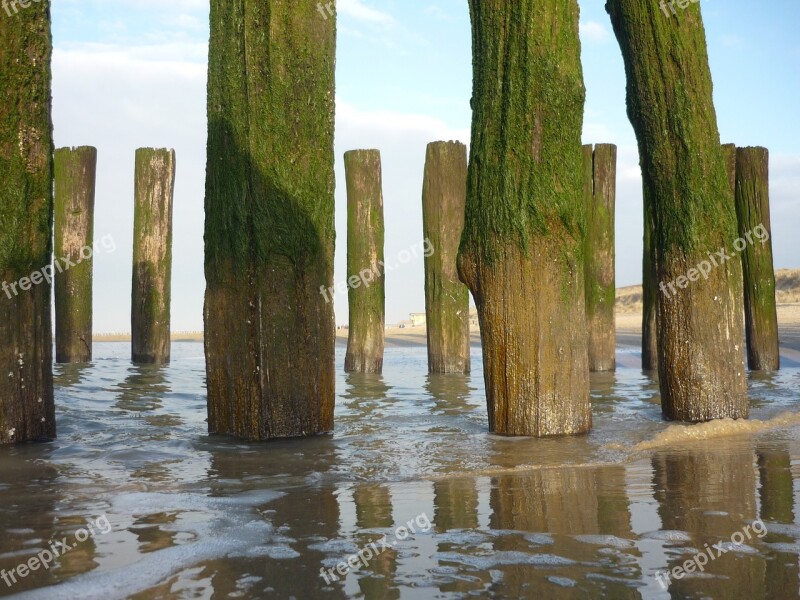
(1, 342, 800, 599)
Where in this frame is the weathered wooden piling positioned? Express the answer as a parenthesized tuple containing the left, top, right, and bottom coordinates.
(422, 141, 470, 374)
(132, 148, 175, 365)
(641, 187, 658, 372)
(204, 0, 336, 440)
(344, 149, 385, 374)
(0, 4, 56, 444)
(735, 146, 779, 371)
(459, 0, 590, 436)
(54, 146, 97, 363)
(607, 0, 747, 421)
(583, 144, 617, 372)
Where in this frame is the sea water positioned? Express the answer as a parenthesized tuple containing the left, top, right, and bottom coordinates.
(0, 341, 799, 598)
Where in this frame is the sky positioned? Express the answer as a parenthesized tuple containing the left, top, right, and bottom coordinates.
(49, 0, 800, 332)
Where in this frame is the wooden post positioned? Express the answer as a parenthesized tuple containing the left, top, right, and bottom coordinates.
(344, 149, 385, 374)
(607, 0, 747, 421)
(735, 146, 779, 370)
(0, 3, 56, 444)
(459, 0, 590, 436)
(422, 141, 470, 374)
(54, 146, 97, 363)
(204, 0, 336, 440)
(584, 144, 617, 372)
(642, 187, 658, 372)
(132, 148, 175, 365)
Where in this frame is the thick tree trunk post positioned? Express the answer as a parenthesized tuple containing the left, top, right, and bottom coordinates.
(132, 148, 175, 365)
(735, 147, 779, 371)
(422, 141, 470, 374)
(204, 0, 336, 440)
(344, 149, 385, 374)
(0, 4, 56, 445)
(584, 143, 617, 372)
(641, 187, 658, 372)
(459, 1, 590, 436)
(54, 146, 97, 363)
(607, 1, 747, 421)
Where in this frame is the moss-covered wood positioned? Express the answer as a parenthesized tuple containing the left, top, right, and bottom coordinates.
(54, 146, 96, 363)
(641, 186, 658, 372)
(583, 143, 617, 372)
(422, 141, 470, 374)
(607, 0, 747, 421)
(344, 149, 385, 374)
(132, 148, 174, 365)
(735, 146, 779, 371)
(458, 0, 590, 436)
(204, 0, 336, 440)
(0, 2, 56, 444)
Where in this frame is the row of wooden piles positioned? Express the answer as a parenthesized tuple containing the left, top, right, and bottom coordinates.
(52, 147, 174, 366)
(0, 1, 785, 445)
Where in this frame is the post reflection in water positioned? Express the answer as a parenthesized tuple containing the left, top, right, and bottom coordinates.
(757, 444, 800, 598)
(651, 441, 765, 598)
(487, 467, 640, 598)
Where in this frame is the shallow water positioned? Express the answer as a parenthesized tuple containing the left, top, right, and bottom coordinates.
(1, 342, 799, 599)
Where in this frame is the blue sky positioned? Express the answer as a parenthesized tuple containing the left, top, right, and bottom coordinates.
(49, 0, 800, 331)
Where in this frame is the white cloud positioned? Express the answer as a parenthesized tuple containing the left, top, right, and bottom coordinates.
(580, 20, 611, 43)
(339, 0, 395, 27)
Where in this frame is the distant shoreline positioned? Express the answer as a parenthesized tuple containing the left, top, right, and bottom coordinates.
(93, 302, 800, 358)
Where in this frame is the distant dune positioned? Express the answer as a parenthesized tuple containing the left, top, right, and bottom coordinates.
(616, 268, 800, 314)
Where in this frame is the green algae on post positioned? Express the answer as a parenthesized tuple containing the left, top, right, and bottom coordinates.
(458, 0, 590, 436)
(132, 148, 175, 365)
(735, 146, 779, 371)
(204, 0, 336, 440)
(0, 2, 56, 444)
(607, 0, 747, 421)
(344, 149, 385, 374)
(54, 146, 97, 364)
(583, 144, 617, 372)
(422, 141, 470, 375)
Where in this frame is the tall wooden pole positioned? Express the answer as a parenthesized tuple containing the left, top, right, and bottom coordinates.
(735, 146, 779, 370)
(459, 0, 590, 436)
(132, 148, 175, 365)
(204, 0, 336, 440)
(642, 186, 658, 372)
(584, 143, 617, 372)
(422, 141, 470, 374)
(54, 146, 97, 363)
(0, 2, 56, 444)
(344, 149, 385, 374)
(608, 0, 747, 421)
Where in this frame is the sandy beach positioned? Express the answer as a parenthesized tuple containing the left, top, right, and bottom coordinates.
(106, 303, 800, 365)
